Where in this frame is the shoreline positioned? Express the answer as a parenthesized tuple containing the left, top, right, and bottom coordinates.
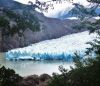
(0, 53, 73, 77)
(18, 73, 52, 86)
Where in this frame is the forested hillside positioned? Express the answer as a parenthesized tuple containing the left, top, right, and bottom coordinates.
(0, 7, 40, 51)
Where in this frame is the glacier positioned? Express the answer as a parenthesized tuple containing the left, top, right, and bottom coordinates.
(5, 31, 97, 61)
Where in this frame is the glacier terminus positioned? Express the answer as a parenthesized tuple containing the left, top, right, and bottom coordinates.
(5, 31, 97, 61)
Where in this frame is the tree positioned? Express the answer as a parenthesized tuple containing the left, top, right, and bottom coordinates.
(0, 16, 10, 51)
(0, 66, 22, 86)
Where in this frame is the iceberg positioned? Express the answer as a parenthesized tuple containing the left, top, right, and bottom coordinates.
(5, 31, 97, 61)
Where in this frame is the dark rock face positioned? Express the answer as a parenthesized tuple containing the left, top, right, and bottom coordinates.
(18, 74, 51, 86)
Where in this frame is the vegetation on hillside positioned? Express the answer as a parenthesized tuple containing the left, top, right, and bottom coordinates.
(0, 8, 40, 51)
(0, 8, 40, 36)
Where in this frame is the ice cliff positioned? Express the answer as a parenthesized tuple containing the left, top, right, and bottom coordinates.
(5, 31, 97, 61)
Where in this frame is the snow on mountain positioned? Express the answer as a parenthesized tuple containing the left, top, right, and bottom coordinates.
(15, 0, 100, 19)
(15, 0, 91, 19)
(5, 31, 97, 61)
(43, 0, 90, 18)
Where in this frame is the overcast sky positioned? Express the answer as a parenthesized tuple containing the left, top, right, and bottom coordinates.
(14, 0, 90, 18)
(15, 0, 89, 5)
(14, 0, 49, 4)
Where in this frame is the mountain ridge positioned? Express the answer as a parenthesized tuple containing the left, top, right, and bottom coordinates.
(0, 0, 89, 51)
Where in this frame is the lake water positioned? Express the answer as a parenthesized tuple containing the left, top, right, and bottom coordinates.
(0, 53, 73, 77)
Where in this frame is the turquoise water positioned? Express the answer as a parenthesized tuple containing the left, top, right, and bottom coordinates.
(0, 53, 73, 76)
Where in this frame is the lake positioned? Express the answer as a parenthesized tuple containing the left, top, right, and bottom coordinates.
(0, 53, 73, 77)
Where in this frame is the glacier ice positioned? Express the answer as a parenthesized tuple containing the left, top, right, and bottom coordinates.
(5, 31, 97, 61)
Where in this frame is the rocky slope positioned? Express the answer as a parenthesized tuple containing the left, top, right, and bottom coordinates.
(0, 0, 86, 52)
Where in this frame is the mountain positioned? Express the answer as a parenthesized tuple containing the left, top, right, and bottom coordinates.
(59, 4, 100, 19)
(0, 0, 25, 9)
(0, 0, 86, 52)
(42, 0, 100, 19)
(1, 0, 98, 52)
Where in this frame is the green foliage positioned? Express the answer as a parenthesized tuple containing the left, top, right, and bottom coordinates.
(0, 16, 9, 27)
(19, 10, 40, 32)
(4, 9, 17, 19)
(73, 53, 84, 68)
(48, 73, 67, 86)
(48, 66, 68, 86)
(0, 66, 22, 86)
(0, 8, 40, 36)
(48, 54, 100, 86)
(0, 16, 10, 36)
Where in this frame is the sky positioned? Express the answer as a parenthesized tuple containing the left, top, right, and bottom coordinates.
(14, 0, 89, 5)
(14, 0, 90, 18)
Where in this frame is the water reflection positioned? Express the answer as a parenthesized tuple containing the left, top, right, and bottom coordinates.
(0, 53, 73, 76)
